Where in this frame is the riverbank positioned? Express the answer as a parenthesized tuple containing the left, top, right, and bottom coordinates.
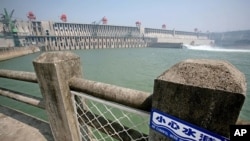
(0, 46, 40, 61)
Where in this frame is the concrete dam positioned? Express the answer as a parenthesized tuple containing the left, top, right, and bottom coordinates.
(0, 20, 213, 50)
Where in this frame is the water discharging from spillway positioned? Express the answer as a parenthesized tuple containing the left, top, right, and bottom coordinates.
(183, 44, 250, 53)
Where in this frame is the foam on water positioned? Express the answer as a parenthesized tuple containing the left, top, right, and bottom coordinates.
(183, 44, 250, 52)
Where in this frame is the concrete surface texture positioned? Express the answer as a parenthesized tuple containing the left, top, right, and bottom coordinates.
(0, 105, 53, 141)
(158, 59, 247, 94)
(150, 59, 246, 140)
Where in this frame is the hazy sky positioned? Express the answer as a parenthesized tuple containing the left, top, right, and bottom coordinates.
(1, 0, 250, 32)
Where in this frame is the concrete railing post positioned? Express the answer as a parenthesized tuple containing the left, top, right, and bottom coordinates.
(33, 52, 82, 141)
(149, 59, 246, 141)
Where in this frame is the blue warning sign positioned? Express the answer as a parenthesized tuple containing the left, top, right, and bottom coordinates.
(150, 108, 229, 141)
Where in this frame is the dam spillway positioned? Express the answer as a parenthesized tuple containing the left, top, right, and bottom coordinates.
(1, 20, 212, 50)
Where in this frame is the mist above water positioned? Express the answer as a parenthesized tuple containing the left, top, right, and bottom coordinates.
(183, 44, 250, 52)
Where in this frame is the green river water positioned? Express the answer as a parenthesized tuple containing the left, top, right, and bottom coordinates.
(0, 46, 249, 122)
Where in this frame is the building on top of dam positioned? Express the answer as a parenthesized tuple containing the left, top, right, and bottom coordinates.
(1, 19, 212, 50)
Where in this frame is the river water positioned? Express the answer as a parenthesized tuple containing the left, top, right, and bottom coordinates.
(0, 46, 249, 122)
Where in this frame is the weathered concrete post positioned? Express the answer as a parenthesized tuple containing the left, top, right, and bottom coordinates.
(149, 59, 246, 141)
(33, 52, 82, 141)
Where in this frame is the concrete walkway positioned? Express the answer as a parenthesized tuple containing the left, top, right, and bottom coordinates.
(0, 105, 53, 141)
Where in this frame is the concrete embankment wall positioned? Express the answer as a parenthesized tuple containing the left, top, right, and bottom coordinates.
(0, 47, 40, 61)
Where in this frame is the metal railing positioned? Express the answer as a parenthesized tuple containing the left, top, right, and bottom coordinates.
(69, 77, 151, 141)
(0, 68, 152, 141)
(72, 91, 149, 141)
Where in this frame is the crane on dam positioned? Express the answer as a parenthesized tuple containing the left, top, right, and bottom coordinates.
(162, 24, 166, 29)
(0, 8, 20, 46)
(27, 11, 36, 21)
(91, 19, 101, 25)
(60, 14, 67, 22)
(91, 16, 108, 36)
(0, 8, 17, 34)
(92, 16, 108, 25)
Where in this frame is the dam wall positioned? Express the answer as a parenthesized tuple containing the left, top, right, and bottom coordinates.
(3, 20, 212, 49)
(42, 36, 152, 51)
(15, 21, 150, 51)
(0, 37, 15, 47)
(144, 28, 212, 46)
(144, 28, 209, 39)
